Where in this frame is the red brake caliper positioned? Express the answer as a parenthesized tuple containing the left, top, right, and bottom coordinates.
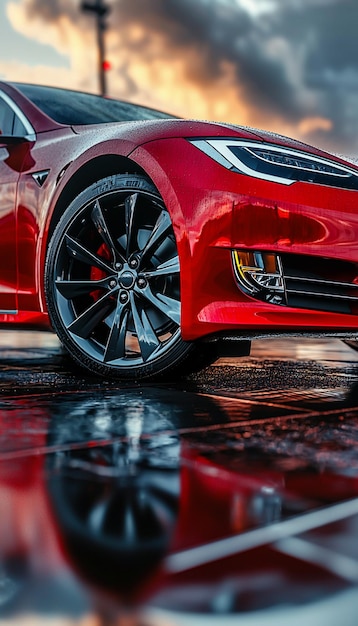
(90, 243, 112, 301)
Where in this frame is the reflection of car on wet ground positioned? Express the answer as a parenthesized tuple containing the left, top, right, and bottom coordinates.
(2, 391, 358, 622)
(1, 81, 358, 379)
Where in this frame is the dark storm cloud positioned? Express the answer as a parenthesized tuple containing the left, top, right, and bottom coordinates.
(271, 0, 358, 150)
(279, 0, 358, 76)
(109, 0, 358, 149)
(113, 0, 358, 151)
(110, 0, 304, 120)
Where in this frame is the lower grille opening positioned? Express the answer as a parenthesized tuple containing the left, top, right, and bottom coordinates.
(281, 254, 358, 315)
(232, 249, 358, 315)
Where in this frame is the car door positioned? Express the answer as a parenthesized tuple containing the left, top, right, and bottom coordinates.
(0, 93, 30, 312)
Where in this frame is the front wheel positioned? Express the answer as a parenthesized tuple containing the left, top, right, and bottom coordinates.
(45, 174, 198, 379)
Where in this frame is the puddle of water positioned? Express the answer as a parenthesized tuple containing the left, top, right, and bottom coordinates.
(2, 399, 358, 624)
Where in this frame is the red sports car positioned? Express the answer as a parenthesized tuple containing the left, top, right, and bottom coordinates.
(1, 81, 358, 379)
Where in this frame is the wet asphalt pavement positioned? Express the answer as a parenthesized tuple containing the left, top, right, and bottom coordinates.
(2, 332, 358, 625)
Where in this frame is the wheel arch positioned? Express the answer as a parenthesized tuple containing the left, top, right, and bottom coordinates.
(38, 154, 151, 306)
(47, 154, 148, 242)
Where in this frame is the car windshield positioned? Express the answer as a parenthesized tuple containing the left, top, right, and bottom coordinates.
(13, 83, 174, 125)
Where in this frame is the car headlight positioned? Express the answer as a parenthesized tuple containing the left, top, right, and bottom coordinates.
(189, 138, 358, 190)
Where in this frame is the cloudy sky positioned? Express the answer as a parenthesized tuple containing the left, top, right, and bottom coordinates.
(1, 0, 358, 156)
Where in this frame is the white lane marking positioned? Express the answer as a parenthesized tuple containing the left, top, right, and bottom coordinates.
(165, 497, 358, 573)
(274, 537, 358, 583)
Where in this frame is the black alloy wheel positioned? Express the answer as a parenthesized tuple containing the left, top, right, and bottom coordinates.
(45, 174, 195, 379)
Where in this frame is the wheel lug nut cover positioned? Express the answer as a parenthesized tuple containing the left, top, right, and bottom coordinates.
(120, 291, 129, 303)
(137, 277, 146, 288)
(109, 279, 117, 288)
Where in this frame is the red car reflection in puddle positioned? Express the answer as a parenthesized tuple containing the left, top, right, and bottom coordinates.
(1, 390, 358, 624)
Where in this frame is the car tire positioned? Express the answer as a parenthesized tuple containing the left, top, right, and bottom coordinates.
(45, 174, 209, 380)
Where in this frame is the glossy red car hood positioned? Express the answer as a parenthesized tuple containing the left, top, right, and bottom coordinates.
(72, 118, 354, 169)
(71, 118, 262, 144)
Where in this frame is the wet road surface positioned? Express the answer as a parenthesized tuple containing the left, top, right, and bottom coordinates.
(2, 331, 358, 624)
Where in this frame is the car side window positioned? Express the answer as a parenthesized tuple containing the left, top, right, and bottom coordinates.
(0, 98, 27, 136)
(0, 99, 14, 135)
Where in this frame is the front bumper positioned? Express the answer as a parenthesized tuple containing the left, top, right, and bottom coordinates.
(130, 137, 358, 341)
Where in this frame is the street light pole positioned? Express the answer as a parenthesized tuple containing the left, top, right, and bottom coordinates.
(81, 0, 111, 96)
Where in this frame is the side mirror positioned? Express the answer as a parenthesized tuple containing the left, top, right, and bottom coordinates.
(0, 134, 31, 145)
